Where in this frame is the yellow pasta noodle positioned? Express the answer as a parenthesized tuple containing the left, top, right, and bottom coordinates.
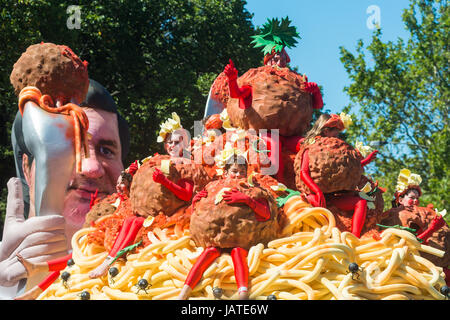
(38, 196, 447, 300)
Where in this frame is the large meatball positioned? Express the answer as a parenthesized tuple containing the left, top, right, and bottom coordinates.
(190, 178, 280, 250)
(10, 43, 89, 103)
(380, 205, 450, 268)
(294, 136, 364, 194)
(130, 155, 212, 217)
(227, 66, 312, 137)
(83, 194, 117, 228)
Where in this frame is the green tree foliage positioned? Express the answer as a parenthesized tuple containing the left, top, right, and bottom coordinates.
(339, 0, 449, 209)
(0, 0, 262, 234)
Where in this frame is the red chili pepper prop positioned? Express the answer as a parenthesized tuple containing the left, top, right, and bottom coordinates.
(37, 271, 61, 291)
(47, 253, 73, 272)
(108, 216, 145, 258)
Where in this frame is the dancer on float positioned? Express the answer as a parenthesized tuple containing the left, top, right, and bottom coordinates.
(220, 18, 323, 185)
(298, 113, 378, 238)
(392, 169, 446, 244)
(87, 114, 194, 279)
(177, 154, 271, 300)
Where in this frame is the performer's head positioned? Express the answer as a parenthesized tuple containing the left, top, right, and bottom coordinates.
(398, 188, 420, 208)
(223, 155, 248, 179)
(116, 171, 133, 196)
(264, 47, 290, 68)
(164, 129, 190, 158)
(393, 169, 422, 208)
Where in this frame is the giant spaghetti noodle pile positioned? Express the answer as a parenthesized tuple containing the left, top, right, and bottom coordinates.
(38, 196, 447, 300)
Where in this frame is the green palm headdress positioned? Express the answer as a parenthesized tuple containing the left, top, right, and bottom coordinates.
(250, 16, 301, 55)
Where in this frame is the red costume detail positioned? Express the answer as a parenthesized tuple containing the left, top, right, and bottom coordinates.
(204, 114, 223, 130)
(301, 150, 326, 208)
(224, 59, 253, 109)
(184, 246, 249, 293)
(328, 195, 368, 238)
(301, 149, 367, 238)
(192, 190, 208, 210)
(184, 247, 221, 288)
(416, 215, 446, 244)
(260, 133, 285, 184)
(127, 160, 139, 176)
(38, 271, 60, 291)
(108, 216, 145, 258)
(230, 247, 249, 292)
(323, 114, 345, 131)
(152, 168, 194, 202)
(303, 81, 323, 110)
(223, 188, 271, 222)
(47, 253, 73, 272)
(89, 189, 99, 210)
(360, 150, 378, 167)
(280, 136, 303, 153)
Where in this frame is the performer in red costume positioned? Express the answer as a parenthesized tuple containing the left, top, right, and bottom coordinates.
(299, 113, 378, 238)
(223, 59, 323, 185)
(178, 157, 271, 300)
(89, 124, 194, 279)
(392, 170, 446, 244)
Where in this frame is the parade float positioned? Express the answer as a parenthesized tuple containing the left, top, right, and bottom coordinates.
(11, 18, 449, 300)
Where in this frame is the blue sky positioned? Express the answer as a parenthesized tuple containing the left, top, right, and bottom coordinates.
(245, 0, 411, 114)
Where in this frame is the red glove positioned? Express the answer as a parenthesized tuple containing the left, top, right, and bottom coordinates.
(153, 168, 194, 201)
(224, 59, 238, 81)
(152, 168, 167, 184)
(417, 215, 446, 244)
(127, 160, 139, 176)
(300, 150, 326, 207)
(303, 81, 323, 110)
(223, 188, 250, 204)
(223, 188, 271, 222)
(192, 190, 208, 209)
(361, 150, 378, 167)
(224, 59, 252, 109)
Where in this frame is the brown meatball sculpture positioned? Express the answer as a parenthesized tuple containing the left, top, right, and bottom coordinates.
(178, 155, 279, 300)
(294, 113, 378, 238)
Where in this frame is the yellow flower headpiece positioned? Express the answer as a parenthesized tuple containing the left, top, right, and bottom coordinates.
(339, 112, 353, 130)
(395, 168, 422, 194)
(355, 141, 374, 158)
(157, 112, 182, 143)
(214, 142, 247, 169)
(220, 109, 237, 131)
